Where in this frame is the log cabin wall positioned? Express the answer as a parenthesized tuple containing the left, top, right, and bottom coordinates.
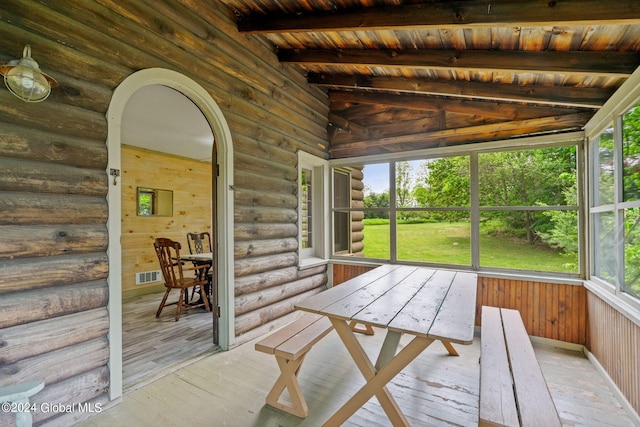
(586, 291, 640, 416)
(0, 1, 328, 424)
(121, 145, 212, 297)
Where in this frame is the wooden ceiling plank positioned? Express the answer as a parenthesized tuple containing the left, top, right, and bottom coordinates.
(329, 112, 592, 152)
(238, 0, 640, 34)
(279, 49, 639, 78)
(328, 90, 587, 120)
(309, 74, 614, 108)
(327, 113, 369, 136)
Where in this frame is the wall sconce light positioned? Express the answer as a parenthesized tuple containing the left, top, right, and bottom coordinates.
(0, 45, 57, 102)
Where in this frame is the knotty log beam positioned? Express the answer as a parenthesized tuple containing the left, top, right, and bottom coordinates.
(0, 158, 107, 196)
(235, 265, 326, 296)
(235, 274, 327, 315)
(0, 255, 108, 294)
(0, 337, 108, 387)
(234, 188, 298, 210)
(30, 367, 109, 426)
(239, 0, 640, 33)
(0, 225, 107, 259)
(235, 287, 325, 335)
(330, 112, 592, 156)
(280, 49, 639, 78)
(0, 123, 106, 169)
(311, 74, 613, 108)
(234, 253, 299, 277)
(329, 90, 589, 120)
(0, 281, 108, 329)
(0, 192, 107, 226)
(234, 237, 298, 259)
(0, 308, 109, 365)
(235, 223, 298, 241)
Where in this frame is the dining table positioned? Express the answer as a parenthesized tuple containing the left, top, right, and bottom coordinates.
(179, 252, 214, 303)
(295, 264, 478, 427)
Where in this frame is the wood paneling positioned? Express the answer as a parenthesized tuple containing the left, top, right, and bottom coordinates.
(476, 276, 587, 345)
(586, 291, 640, 417)
(332, 263, 377, 286)
(120, 145, 212, 295)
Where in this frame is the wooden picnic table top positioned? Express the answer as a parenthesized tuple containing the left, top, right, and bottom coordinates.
(296, 264, 478, 344)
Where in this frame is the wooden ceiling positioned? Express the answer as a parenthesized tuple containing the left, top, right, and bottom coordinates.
(220, 0, 640, 158)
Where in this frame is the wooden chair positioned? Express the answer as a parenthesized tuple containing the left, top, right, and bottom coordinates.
(186, 231, 213, 301)
(154, 237, 211, 321)
(187, 231, 212, 255)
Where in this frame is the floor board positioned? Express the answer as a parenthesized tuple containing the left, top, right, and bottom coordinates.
(122, 292, 219, 391)
(82, 316, 636, 427)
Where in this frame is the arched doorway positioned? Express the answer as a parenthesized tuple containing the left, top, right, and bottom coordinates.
(106, 69, 234, 400)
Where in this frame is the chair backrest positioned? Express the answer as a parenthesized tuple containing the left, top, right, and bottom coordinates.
(187, 232, 212, 254)
(154, 238, 186, 287)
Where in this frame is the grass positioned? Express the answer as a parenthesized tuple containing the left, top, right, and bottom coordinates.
(361, 220, 578, 273)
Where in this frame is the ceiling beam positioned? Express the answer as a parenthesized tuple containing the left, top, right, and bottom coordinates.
(309, 74, 615, 108)
(280, 49, 639, 78)
(330, 112, 592, 155)
(328, 90, 587, 120)
(238, 0, 640, 33)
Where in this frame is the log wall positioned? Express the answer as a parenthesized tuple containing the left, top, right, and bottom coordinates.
(0, 1, 329, 424)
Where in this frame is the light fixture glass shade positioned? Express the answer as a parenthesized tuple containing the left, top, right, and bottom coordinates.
(0, 45, 56, 103)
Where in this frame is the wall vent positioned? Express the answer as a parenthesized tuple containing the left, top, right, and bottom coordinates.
(136, 270, 162, 285)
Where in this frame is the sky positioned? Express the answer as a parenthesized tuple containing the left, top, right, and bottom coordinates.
(362, 161, 423, 194)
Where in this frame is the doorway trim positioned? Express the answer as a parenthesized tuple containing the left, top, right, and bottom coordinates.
(106, 68, 235, 400)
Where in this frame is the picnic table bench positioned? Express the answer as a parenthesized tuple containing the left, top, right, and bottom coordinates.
(479, 306, 561, 427)
(255, 312, 334, 417)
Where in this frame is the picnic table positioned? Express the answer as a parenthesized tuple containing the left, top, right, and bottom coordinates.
(295, 264, 477, 426)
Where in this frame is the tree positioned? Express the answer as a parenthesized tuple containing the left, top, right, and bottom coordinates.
(413, 157, 469, 221)
(395, 161, 413, 207)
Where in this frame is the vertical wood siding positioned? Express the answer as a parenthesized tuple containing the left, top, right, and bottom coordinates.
(0, 1, 328, 424)
(476, 276, 587, 344)
(332, 263, 377, 286)
(587, 291, 640, 417)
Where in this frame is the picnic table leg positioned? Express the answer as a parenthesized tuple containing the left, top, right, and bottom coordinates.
(440, 340, 459, 356)
(324, 319, 434, 427)
(349, 320, 375, 335)
(265, 355, 309, 417)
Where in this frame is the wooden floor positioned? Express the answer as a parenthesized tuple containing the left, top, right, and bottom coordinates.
(122, 292, 219, 391)
(82, 314, 636, 427)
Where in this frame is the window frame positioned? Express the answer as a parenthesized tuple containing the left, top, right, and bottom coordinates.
(329, 133, 585, 279)
(585, 66, 640, 313)
(297, 151, 330, 269)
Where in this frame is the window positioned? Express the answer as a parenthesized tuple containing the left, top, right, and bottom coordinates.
(330, 140, 581, 275)
(589, 102, 640, 300)
(333, 169, 351, 253)
(298, 151, 329, 268)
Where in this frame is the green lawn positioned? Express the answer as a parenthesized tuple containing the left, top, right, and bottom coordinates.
(361, 221, 577, 273)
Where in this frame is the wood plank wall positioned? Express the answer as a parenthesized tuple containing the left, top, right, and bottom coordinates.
(332, 263, 377, 286)
(476, 276, 587, 344)
(121, 145, 212, 296)
(587, 291, 640, 417)
(0, 1, 329, 424)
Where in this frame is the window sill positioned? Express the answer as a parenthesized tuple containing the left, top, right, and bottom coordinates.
(299, 257, 328, 270)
